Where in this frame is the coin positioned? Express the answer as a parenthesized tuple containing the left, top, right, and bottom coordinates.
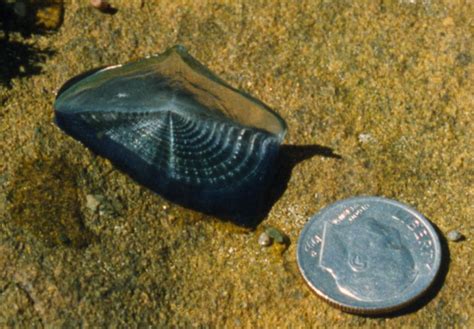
(297, 196, 441, 314)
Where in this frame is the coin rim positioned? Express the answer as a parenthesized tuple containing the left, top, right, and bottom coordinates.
(296, 196, 442, 315)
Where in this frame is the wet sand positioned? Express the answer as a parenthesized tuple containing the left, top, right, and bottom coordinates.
(0, 1, 472, 327)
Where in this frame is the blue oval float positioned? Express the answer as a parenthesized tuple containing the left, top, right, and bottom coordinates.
(55, 46, 287, 225)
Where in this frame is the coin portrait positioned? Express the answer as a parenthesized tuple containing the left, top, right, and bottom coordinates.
(319, 216, 417, 302)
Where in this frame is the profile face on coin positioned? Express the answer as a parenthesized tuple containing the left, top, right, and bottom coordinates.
(297, 196, 441, 314)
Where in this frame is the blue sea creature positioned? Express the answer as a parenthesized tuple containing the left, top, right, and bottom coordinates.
(54, 46, 287, 224)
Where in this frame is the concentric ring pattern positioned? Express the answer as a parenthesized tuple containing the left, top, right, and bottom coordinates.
(79, 109, 279, 190)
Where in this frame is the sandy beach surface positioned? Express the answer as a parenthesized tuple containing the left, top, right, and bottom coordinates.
(1, 0, 472, 327)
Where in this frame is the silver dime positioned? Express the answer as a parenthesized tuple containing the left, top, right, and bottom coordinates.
(297, 196, 441, 314)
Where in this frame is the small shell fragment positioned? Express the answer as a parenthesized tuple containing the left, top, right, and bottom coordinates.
(265, 227, 288, 245)
(446, 230, 464, 242)
(258, 232, 272, 247)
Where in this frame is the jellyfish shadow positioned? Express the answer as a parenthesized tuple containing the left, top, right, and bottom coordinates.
(235, 144, 341, 228)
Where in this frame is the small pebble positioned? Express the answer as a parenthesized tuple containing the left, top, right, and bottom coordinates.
(258, 232, 272, 247)
(447, 230, 464, 242)
(90, 0, 109, 10)
(90, 0, 117, 14)
(86, 194, 101, 212)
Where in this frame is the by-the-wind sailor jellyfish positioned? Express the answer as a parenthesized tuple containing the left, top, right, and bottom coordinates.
(54, 45, 287, 225)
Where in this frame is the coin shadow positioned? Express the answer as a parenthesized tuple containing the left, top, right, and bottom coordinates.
(362, 219, 450, 318)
